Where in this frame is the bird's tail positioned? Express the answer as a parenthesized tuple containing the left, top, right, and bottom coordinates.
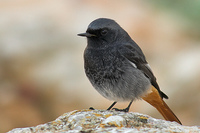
(142, 86, 182, 125)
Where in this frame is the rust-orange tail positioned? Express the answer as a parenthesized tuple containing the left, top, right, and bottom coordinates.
(142, 86, 182, 125)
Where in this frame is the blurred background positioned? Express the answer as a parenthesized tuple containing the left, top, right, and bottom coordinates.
(0, 0, 200, 132)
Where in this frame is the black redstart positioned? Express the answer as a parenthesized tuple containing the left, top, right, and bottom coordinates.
(78, 18, 181, 124)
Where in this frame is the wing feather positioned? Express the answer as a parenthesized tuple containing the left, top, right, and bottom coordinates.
(118, 43, 168, 99)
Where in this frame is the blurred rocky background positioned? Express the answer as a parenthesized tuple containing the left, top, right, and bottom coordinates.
(0, 0, 200, 132)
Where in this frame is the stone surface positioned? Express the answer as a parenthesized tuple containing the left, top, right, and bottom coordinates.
(8, 109, 200, 133)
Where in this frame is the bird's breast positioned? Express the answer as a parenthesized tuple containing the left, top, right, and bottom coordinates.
(84, 48, 124, 85)
(83, 47, 151, 101)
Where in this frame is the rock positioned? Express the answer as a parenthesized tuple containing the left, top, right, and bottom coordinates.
(7, 109, 200, 133)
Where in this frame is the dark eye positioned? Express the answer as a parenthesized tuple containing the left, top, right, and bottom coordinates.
(101, 29, 108, 36)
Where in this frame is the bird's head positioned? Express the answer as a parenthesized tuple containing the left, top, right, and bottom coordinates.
(78, 18, 129, 48)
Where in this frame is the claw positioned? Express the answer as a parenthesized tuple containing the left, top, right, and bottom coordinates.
(89, 107, 95, 110)
(112, 107, 129, 112)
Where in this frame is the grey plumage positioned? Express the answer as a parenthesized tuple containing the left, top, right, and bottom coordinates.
(78, 18, 167, 109)
(77, 18, 182, 125)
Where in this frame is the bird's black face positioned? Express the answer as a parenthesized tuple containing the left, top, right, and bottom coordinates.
(79, 27, 117, 48)
(86, 28, 109, 38)
(78, 18, 122, 48)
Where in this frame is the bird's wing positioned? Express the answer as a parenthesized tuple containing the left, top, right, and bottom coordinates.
(118, 43, 168, 99)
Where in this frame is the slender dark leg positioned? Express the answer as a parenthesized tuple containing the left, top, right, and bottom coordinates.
(107, 101, 117, 110)
(89, 101, 117, 110)
(112, 99, 133, 112)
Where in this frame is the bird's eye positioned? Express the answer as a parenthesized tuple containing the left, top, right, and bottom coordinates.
(100, 29, 108, 36)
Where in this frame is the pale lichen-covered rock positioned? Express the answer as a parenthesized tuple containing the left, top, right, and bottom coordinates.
(7, 109, 200, 133)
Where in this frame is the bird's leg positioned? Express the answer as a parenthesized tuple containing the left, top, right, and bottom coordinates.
(107, 101, 117, 110)
(112, 100, 133, 112)
(89, 101, 117, 111)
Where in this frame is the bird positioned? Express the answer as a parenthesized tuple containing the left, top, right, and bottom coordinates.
(78, 18, 182, 124)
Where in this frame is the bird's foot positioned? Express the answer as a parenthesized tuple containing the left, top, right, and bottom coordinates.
(89, 107, 95, 110)
(112, 107, 129, 112)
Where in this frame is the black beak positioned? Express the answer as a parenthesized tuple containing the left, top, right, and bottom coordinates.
(77, 32, 96, 37)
